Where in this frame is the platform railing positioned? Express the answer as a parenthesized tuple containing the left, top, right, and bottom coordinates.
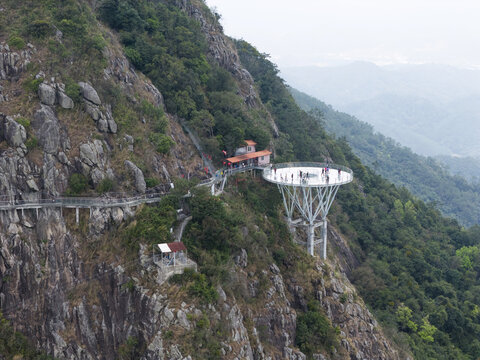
(262, 162, 354, 187)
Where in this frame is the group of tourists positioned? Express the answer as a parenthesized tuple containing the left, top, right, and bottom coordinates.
(271, 164, 342, 185)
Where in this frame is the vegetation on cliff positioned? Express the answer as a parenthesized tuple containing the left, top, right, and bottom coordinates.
(235, 41, 480, 359)
(0, 312, 53, 359)
(97, 0, 272, 157)
(2, 0, 480, 358)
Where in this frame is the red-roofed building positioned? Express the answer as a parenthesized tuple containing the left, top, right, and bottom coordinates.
(227, 140, 271, 167)
(154, 241, 197, 283)
(234, 140, 257, 156)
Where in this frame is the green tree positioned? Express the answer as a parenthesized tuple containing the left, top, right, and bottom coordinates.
(418, 316, 437, 343)
(396, 304, 418, 332)
(456, 246, 480, 270)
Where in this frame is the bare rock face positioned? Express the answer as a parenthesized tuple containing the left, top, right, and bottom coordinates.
(104, 104, 117, 133)
(0, 42, 34, 80)
(124, 160, 146, 193)
(78, 81, 101, 105)
(57, 89, 74, 109)
(312, 262, 401, 360)
(1, 115, 26, 147)
(32, 105, 61, 154)
(78, 140, 113, 186)
(83, 94, 117, 133)
(36, 81, 74, 108)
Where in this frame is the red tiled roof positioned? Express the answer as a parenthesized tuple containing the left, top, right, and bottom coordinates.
(167, 242, 187, 253)
(244, 140, 257, 146)
(226, 149, 272, 163)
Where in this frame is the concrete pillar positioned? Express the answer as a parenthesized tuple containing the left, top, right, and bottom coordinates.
(21, 208, 24, 218)
(307, 223, 315, 256)
(36, 208, 38, 218)
(322, 218, 328, 259)
(76, 208, 79, 224)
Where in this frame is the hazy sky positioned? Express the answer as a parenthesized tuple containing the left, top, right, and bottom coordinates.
(205, 0, 480, 69)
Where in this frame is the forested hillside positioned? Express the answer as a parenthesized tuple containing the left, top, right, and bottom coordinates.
(234, 42, 480, 358)
(1, 0, 480, 359)
(290, 88, 480, 227)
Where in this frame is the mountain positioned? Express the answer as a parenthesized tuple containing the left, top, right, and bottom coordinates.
(290, 87, 480, 227)
(281, 62, 480, 157)
(435, 154, 480, 182)
(1, 1, 480, 360)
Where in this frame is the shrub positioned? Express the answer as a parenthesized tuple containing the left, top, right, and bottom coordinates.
(118, 336, 141, 360)
(64, 79, 82, 103)
(188, 273, 218, 304)
(145, 177, 159, 188)
(149, 133, 174, 154)
(26, 20, 51, 38)
(67, 173, 88, 195)
(124, 47, 143, 68)
(25, 137, 38, 151)
(121, 279, 135, 292)
(296, 300, 338, 356)
(96, 178, 115, 194)
(23, 77, 44, 93)
(58, 19, 86, 37)
(141, 100, 167, 133)
(16, 117, 30, 130)
(8, 36, 25, 50)
(88, 34, 106, 51)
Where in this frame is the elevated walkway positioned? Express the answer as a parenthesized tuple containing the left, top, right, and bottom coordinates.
(0, 192, 166, 211)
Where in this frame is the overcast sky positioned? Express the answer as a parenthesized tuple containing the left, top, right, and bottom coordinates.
(205, 0, 480, 69)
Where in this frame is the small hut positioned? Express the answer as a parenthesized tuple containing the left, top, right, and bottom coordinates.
(157, 241, 188, 266)
(154, 241, 197, 282)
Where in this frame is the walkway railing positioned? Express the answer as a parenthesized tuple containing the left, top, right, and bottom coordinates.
(0, 164, 270, 211)
(0, 192, 167, 211)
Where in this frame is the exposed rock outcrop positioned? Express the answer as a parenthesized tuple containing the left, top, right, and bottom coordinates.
(38, 83, 56, 106)
(124, 160, 146, 193)
(1, 114, 26, 148)
(79, 82, 117, 133)
(78, 81, 101, 105)
(0, 42, 34, 81)
(37, 81, 74, 109)
(32, 105, 63, 154)
(78, 140, 113, 186)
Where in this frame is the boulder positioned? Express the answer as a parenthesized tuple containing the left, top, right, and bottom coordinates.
(38, 83, 56, 105)
(85, 102, 101, 121)
(97, 118, 109, 132)
(104, 104, 117, 134)
(32, 105, 60, 154)
(79, 140, 104, 168)
(57, 91, 73, 109)
(3, 116, 26, 147)
(124, 160, 146, 193)
(26, 178, 39, 192)
(78, 81, 101, 105)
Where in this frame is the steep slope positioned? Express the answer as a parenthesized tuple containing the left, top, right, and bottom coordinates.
(0, 1, 403, 359)
(1, 1, 480, 360)
(235, 42, 480, 359)
(290, 87, 480, 227)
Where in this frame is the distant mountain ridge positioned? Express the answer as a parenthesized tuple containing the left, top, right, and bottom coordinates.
(290, 87, 480, 226)
(281, 62, 480, 157)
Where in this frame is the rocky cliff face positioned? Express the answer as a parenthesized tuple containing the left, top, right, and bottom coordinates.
(0, 1, 405, 359)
